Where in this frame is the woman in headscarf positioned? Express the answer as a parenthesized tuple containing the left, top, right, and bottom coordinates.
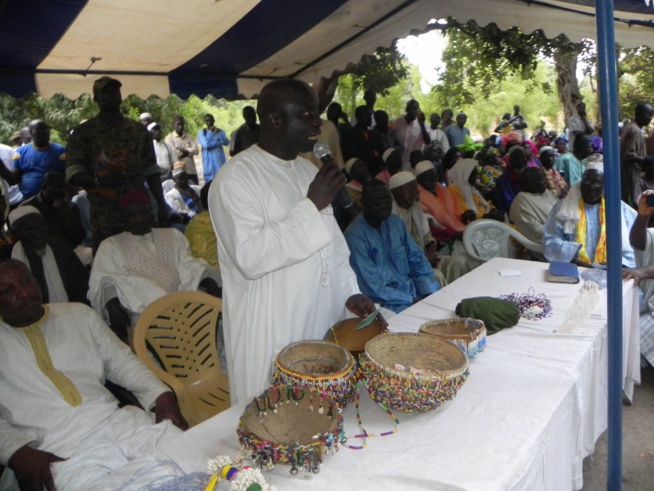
(494, 146, 528, 212)
(589, 135, 603, 155)
(554, 136, 568, 158)
(522, 139, 541, 167)
(442, 147, 463, 185)
(478, 146, 505, 198)
(448, 158, 492, 221)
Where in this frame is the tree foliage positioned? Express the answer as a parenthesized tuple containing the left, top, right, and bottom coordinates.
(347, 45, 409, 96)
(0, 91, 256, 146)
(618, 45, 654, 118)
(313, 44, 408, 113)
(429, 19, 586, 126)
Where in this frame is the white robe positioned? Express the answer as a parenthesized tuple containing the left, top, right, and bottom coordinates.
(88, 228, 217, 321)
(164, 184, 202, 217)
(0, 303, 181, 490)
(209, 144, 359, 404)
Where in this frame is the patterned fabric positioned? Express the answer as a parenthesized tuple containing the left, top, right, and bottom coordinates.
(479, 165, 504, 189)
(66, 117, 160, 240)
(576, 198, 606, 264)
(184, 211, 219, 270)
(112, 228, 181, 292)
(640, 312, 654, 367)
(544, 167, 569, 199)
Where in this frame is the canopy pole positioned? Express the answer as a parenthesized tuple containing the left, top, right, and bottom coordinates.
(594, 1, 622, 490)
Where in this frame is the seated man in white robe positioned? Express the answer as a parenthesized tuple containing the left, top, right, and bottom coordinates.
(89, 190, 221, 342)
(0, 259, 187, 491)
(542, 162, 636, 268)
(9, 206, 89, 304)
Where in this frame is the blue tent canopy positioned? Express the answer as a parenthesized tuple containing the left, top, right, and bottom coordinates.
(1, 0, 654, 99)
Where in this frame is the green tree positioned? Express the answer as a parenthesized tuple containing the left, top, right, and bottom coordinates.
(618, 45, 654, 119)
(313, 44, 408, 113)
(429, 20, 586, 129)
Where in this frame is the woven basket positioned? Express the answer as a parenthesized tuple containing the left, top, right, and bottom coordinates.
(237, 385, 342, 475)
(272, 340, 357, 408)
(360, 332, 469, 413)
(324, 317, 388, 355)
(419, 318, 487, 359)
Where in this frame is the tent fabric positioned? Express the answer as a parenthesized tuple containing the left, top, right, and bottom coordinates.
(1, 0, 654, 100)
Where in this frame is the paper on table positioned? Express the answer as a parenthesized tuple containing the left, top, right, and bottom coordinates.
(499, 269, 522, 277)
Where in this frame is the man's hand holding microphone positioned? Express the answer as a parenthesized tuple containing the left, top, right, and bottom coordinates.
(307, 142, 353, 210)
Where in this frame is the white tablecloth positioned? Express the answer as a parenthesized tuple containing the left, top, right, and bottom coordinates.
(152, 258, 639, 491)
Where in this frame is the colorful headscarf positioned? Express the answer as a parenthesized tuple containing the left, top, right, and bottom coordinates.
(522, 140, 539, 157)
(479, 147, 502, 166)
(457, 134, 484, 155)
(589, 135, 603, 154)
(500, 131, 521, 147)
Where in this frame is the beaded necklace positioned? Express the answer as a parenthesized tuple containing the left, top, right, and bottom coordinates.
(340, 378, 400, 450)
(499, 288, 553, 321)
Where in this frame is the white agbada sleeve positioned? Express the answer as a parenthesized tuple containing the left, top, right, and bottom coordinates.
(213, 168, 332, 280)
(0, 304, 169, 466)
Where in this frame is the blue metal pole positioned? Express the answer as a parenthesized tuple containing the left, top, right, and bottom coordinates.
(594, 1, 622, 490)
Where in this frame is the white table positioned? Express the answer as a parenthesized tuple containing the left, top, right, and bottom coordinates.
(155, 258, 640, 491)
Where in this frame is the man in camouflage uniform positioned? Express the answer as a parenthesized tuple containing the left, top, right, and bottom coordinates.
(67, 77, 169, 250)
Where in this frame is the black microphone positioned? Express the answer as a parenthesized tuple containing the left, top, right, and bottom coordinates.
(313, 141, 353, 209)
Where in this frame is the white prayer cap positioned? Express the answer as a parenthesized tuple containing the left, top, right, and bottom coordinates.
(389, 171, 416, 189)
(414, 160, 435, 176)
(585, 153, 604, 174)
(382, 147, 398, 163)
(147, 122, 159, 131)
(538, 145, 554, 156)
(8, 205, 41, 227)
(140, 112, 152, 121)
(345, 158, 360, 174)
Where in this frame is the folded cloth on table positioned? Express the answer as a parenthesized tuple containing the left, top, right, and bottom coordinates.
(455, 297, 520, 334)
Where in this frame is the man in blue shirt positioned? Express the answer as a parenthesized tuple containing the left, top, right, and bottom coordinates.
(197, 114, 229, 183)
(444, 112, 471, 148)
(0, 120, 66, 200)
(345, 179, 439, 313)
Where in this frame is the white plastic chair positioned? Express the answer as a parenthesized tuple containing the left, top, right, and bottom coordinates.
(462, 219, 544, 262)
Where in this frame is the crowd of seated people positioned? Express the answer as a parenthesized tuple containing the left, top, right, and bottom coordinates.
(2, 78, 654, 488)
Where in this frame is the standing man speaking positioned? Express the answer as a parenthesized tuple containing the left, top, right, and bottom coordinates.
(209, 80, 376, 404)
